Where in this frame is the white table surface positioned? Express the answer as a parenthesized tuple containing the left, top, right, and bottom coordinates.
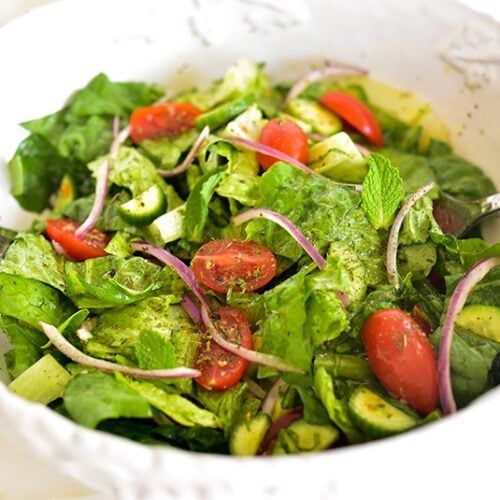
(0, 0, 499, 498)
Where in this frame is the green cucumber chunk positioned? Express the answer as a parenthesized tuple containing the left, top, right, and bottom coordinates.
(272, 419, 339, 455)
(286, 98, 342, 136)
(118, 184, 167, 226)
(195, 94, 254, 131)
(309, 132, 367, 183)
(147, 204, 185, 244)
(9, 354, 71, 404)
(348, 386, 419, 438)
(456, 304, 500, 343)
(229, 413, 272, 456)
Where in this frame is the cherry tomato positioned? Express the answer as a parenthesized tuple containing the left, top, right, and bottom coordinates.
(191, 239, 277, 294)
(257, 118, 309, 170)
(194, 307, 253, 391)
(45, 219, 109, 261)
(130, 102, 201, 143)
(320, 91, 384, 146)
(363, 308, 438, 414)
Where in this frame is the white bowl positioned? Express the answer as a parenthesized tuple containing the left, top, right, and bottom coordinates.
(0, 0, 499, 498)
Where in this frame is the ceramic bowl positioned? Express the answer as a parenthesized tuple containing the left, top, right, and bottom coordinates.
(0, 0, 499, 498)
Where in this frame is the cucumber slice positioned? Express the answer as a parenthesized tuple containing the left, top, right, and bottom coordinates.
(309, 132, 367, 183)
(272, 419, 339, 455)
(456, 304, 500, 343)
(229, 413, 271, 456)
(348, 386, 419, 438)
(118, 184, 167, 226)
(148, 204, 185, 244)
(9, 354, 71, 405)
(195, 94, 254, 131)
(286, 98, 342, 136)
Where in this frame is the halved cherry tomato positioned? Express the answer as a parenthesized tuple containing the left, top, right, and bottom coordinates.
(194, 307, 253, 391)
(363, 308, 438, 414)
(257, 118, 309, 170)
(191, 239, 277, 294)
(130, 102, 201, 143)
(320, 91, 384, 146)
(45, 218, 109, 261)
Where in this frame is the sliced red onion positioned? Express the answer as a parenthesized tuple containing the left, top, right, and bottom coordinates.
(308, 132, 328, 142)
(76, 124, 130, 238)
(159, 126, 210, 178)
(261, 378, 288, 416)
(201, 306, 303, 374)
(40, 322, 200, 379)
(438, 256, 500, 415)
(245, 379, 267, 400)
(355, 143, 371, 157)
(284, 61, 368, 105)
(233, 208, 326, 269)
(386, 183, 435, 288)
(258, 407, 304, 455)
(228, 136, 315, 175)
(181, 293, 202, 325)
(131, 242, 210, 309)
(52, 241, 69, 258)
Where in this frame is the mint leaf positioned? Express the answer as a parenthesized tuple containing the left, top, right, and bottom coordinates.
(135, 329, 177, 370)
(361, 153, 405, 230)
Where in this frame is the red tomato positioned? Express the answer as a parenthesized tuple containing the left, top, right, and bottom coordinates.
(130, 102, 201, 143)
(194, 307, 253, 391)
(320, 91, 384, 146)
(45, 219, 109, 261)
(363, 308, 438, 414)
(191, 239, 277, 294)
(257, 118, 309, 170)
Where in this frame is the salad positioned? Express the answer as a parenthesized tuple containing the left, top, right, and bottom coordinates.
(1, 58, 499, 456)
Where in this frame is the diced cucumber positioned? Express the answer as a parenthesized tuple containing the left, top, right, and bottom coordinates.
(118, 184, 167, 226)
(456, 304, 500, 343)
(272, 419, 339, 455)
(309, 132, 367, 183)
(229, 413, 272, 456)
(9, 354, 71, 405)
(195, 94, 254, 131)
(286, 98, 342, 136)
(221, 104, 266, 141)
(53, 174, 76, 212)
(422, 409, 443, 424)
(278, 113, 313, 134)
(348, 386, 419, 438)
(148, 204, 186, 244)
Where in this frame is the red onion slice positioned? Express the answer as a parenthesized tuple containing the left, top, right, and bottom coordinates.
(233, 208, 326, 269)
(261, 378, 289, 416)
(76, 123, 130, 238)
(201, 306, 304, 374)
(386, 183, 435, 288)
(181, 293, 202, 325)
(131, 242, 210, 310)
(258, 407, 304, 455)
(355, 143, 371, 157)
(246, 379, 267, 400)
(159, 126, 210, 178)
(40, 322, 200, 379)
(284, 61, 368, 105)
(228, 136, 315, 175)
(308, 132, 328, 142)
(438, 256, 500, 414)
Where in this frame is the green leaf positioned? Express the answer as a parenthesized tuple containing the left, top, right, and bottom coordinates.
(155, 426, 228, 453)
(0, 233, 66, 292)
(0, 273, 73, 331)
(65, 256, 179, 308)
(296, 386, 330, 425)
(135, 329, 177, 369)
(361, 153, 405, 230)
(64, 372, 153, 428)
(183, 167, 227, 242)
(118, 375, 219, 428)
(314, 367, 363, 443)
(7, 134, 68, 212)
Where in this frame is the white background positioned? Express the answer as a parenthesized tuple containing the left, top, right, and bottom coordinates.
(0, 1, 499, 499)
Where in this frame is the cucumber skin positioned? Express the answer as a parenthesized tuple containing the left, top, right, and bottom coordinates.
(195, 94, 254, 131)
(348, 387, 419, 439)
(229, 413, 271, 456)
(118, 185, 167, 226)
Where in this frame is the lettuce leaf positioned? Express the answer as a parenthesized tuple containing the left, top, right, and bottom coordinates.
(0, 233, 66, 292)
